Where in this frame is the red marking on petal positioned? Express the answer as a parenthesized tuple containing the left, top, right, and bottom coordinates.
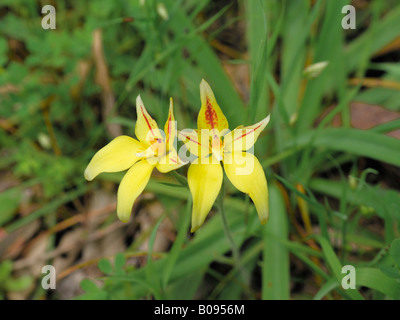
(170, 156, 177, 164)
(233, 123, 263, 141)
(166, 117, 171, 146)
(205, 97, 218, 129)
(142, 106, 155, 137)
(181, 133, 201, 146)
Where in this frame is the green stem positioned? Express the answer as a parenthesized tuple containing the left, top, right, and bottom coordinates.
(217, 178, 250, 287)
(170, 170, 188, 187)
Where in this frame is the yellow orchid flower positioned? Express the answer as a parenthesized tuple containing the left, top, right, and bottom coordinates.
(179, 79, 270, 232)
(84, 95, 186, 222)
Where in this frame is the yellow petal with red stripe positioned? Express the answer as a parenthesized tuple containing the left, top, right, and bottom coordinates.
(84, 135, 143, 181)
(164, 97, 176, 152)
(223, 152, 269, 224)
(197, 79, 228, 132)
(178, 129, 210, 160)
(156, 148, 187, 173)
(135, 95, 162, 146)
(117, 159, 155, 222)
(223, 115, 270, 153)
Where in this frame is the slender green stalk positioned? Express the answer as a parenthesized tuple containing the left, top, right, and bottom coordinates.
(217, 178, 250, 287)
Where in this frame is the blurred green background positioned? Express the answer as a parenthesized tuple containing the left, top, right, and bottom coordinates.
(0, 0, 400, 300)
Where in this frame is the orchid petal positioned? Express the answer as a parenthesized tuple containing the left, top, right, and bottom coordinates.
(223, 152, 269, 224)
(117, 159, 155, 222)
(84, 135, 143, 181)
(223, 115, 270, 153)
(135, 95, 162, 146)
(187, 161, 223, 232)
(164, 97, 177, 152)
(156, 149, 187, 173)
(197, 79, 229, 132)
(178, 129, 210, 159)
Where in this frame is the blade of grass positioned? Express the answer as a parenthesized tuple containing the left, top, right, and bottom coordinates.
(5, 184, 87, 233)
(285, 128, 400, 168)
(313, 277, 340, 300)
(145, 213, 166, 299)
(162, 195, 191, 290)
(262, 183, 290, 299)
(356, 267, 400, 299)
(313, 235, 365, 300)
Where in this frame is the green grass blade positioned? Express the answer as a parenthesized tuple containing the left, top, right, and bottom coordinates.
(314, 235, 365, 300)
(285, 128, 400, 167)
(313, 277, 340, 300)
(356, 267, 400, 299)
(162, 196, 192, 290)
(262, 183, 290, 299)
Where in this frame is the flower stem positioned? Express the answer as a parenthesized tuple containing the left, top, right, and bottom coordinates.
(170, 170, 188, 187)
(217, 178, 249, 286)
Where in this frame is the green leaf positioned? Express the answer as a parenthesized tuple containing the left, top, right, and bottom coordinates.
(262, 183, 290, 300)
(0, 260, 13, 284)
(346, 6, 400, 71)
(356, 267, 400, 299)
(98, 259, 113, 275)
(380, 265, 400, 280)
(389, 238, 400, 267)
(4, 275, 33, 292)
(0, 188, 21, 227)
(5, 185, 87, 232)
(162, 197, 191, 290)
(0, 37, 8, 66)
(286, 128, 400, 167)
(77, 279, 109, 300)
(165, 271, 205, 300)
(313, 278, 341, 300)
(80, 279, 100, 293)
(309, 178, 400, 223)
(314, 235, 365, 300)
(146, 214, 166, 298)
(114, 253, 126, 271)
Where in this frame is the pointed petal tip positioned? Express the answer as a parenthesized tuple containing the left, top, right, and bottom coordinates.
(117, 210, 131, 223)
(84, 168, 94, 181)
(255, 114, 271, 128)
(259, 215, 269, 225)
(190, 224, 200, 233)
(136, 94, 144, 106)
(117, 194, 134, 223)
(200, 78, 211, 92)
(168, 97, 174, 114)
(256, 203, 269, 225)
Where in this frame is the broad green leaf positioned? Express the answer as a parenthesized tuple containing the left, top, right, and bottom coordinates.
(380, 265, 400, 280)
(356, 267, 400, 299)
